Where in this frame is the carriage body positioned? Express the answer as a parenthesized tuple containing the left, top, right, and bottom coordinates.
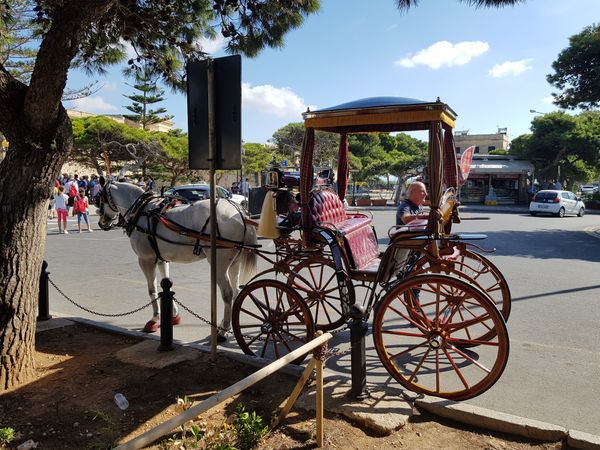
(233, 97, 512, 400)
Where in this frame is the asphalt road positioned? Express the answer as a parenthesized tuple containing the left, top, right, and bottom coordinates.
(43, 208, 600, 435)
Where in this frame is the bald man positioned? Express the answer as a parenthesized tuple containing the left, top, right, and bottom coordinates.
(396, 181, 429, 225)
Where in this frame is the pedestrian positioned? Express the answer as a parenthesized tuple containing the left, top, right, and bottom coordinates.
(396, 181, 429, 225)
(74, 187, 93, 233)
(147, 175, 156, 192)
(54, 185, 69, 234)
(65, 176, 78, 214)
(240, 177, 250, 197)
(554, 179, 562, 190)
(136, 176, 146, 189)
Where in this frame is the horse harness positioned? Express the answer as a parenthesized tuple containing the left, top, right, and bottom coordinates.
(100, 182, 250, 263)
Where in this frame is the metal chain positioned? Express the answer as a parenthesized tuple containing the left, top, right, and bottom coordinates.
(48, 277, 154, 317)
(173, 296, 231, 335)
(49, 275, 353, 361)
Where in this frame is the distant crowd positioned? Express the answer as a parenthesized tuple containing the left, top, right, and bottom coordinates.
(49, 173, 156, 234)
(49, 173, 102, 234)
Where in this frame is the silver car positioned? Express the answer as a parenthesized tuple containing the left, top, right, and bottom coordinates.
(165, 184, 248, 211)
(529, 190, 585, 217)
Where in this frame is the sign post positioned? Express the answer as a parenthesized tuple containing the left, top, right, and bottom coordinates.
(187, 55, 241, 360)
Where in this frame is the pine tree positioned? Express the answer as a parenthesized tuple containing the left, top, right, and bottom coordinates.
(123, 65, 174, 131)
(0, 0, 39, 83)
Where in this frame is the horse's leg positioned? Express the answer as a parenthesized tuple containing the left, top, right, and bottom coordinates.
(138, 257, 160, 333)
(157, 261, 181, 325)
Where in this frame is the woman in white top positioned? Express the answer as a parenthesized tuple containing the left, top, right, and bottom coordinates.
(54, 185, 69, 234)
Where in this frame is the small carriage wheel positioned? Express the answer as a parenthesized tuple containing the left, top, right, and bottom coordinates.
(232, 279, 314, 365)
(410, 249, 511, 342)
(288, 258, 355, 331)
(373, 274, 509, 401)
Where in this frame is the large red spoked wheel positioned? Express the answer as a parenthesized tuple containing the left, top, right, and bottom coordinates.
(373, 274, 509, 401)
(232, 279, 314, 365)
(411, 249, 511, 342)
(288, 258, 354, 331)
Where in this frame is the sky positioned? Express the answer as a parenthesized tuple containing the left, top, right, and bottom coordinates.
(65, 0, 600, 145)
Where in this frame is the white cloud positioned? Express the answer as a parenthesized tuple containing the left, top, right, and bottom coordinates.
(542, 95, 555, 104)
(242, 83, 308, 118)
(395, 40, 489, 69)
(488, 59, 533, 78)
(70, 96, 118, 113)
(102, 81, 119, 93)
(197, 35, 227, 55)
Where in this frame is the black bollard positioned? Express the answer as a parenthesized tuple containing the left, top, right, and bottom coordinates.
(158, 278, 175, 352)
(37, 260, 52, 321)
(347, 304, 370, 400)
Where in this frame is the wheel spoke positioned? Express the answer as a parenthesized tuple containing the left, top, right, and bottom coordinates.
(442, 347, 469, 389)
(240, 308, 267, 323)
(274, 330, 293, 352)
(382, 329, 428, 338)
(387, 339, 429, 360)
(260, 332, 271, 358)
(248, 294, 269, 319)
(448, 337, 500, 347)
(447, 344, 492, 373)
(408, 347, 432, 382)
(388, 304, 429, 334)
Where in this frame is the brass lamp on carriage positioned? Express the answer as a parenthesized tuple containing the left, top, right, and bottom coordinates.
(256, 161, 284, 239)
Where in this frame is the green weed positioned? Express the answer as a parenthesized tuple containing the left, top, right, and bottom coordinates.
(0, 427, 16, 446)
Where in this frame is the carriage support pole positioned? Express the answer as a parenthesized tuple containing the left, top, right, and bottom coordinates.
(37, 260, 52, 321)
(348, 304, 370, 399)
(158, 278, 175, 352)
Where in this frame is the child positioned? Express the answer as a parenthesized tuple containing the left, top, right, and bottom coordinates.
(54, 185, 69, 234)
(74, 188, 93, 233)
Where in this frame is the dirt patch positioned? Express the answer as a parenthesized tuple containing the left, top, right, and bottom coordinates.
(0, 323, 567, 449)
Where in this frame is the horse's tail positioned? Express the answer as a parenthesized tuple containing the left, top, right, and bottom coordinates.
(239, 223, 257, 285)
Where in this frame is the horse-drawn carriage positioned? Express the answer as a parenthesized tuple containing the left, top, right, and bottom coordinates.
(97, 96, 510, 402)
(231, 97, 511, 401)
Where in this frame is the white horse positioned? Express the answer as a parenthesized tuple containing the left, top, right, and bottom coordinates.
(96, 181, 257, 341)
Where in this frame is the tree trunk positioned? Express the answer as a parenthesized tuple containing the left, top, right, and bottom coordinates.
(0, 110, 71, 390)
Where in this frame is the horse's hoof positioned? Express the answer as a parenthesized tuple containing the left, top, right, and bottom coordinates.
(171, 314, 182, 326)
(143, 320, 159, 333)
(216, 334, 228, 344)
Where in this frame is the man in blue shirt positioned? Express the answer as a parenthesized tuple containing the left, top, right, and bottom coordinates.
(396, 181, 429, 225)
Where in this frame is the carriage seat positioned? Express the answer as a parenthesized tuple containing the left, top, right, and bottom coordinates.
(308, 189, 379, 270)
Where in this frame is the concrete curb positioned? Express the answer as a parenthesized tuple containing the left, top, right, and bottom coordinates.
(37, 314, 600, 449)
(404, 393, 600, 449)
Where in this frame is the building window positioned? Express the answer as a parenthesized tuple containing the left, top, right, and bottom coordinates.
(455, 146, 461, 153)
(488, 146, 496, 151)
(475, 146, 480, 153)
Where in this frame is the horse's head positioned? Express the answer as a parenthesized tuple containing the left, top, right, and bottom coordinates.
(96, 180, 121, 230)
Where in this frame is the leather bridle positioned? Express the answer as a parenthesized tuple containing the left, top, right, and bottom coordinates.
(96, 180, 121, 230)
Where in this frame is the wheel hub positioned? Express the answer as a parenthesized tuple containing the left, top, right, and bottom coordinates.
(429, 334, 444, 349)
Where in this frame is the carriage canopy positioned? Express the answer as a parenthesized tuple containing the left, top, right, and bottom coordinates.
(299, 96, 459, 238)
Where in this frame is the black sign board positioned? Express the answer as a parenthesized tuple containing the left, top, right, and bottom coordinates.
(187, 55, 241, 170)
